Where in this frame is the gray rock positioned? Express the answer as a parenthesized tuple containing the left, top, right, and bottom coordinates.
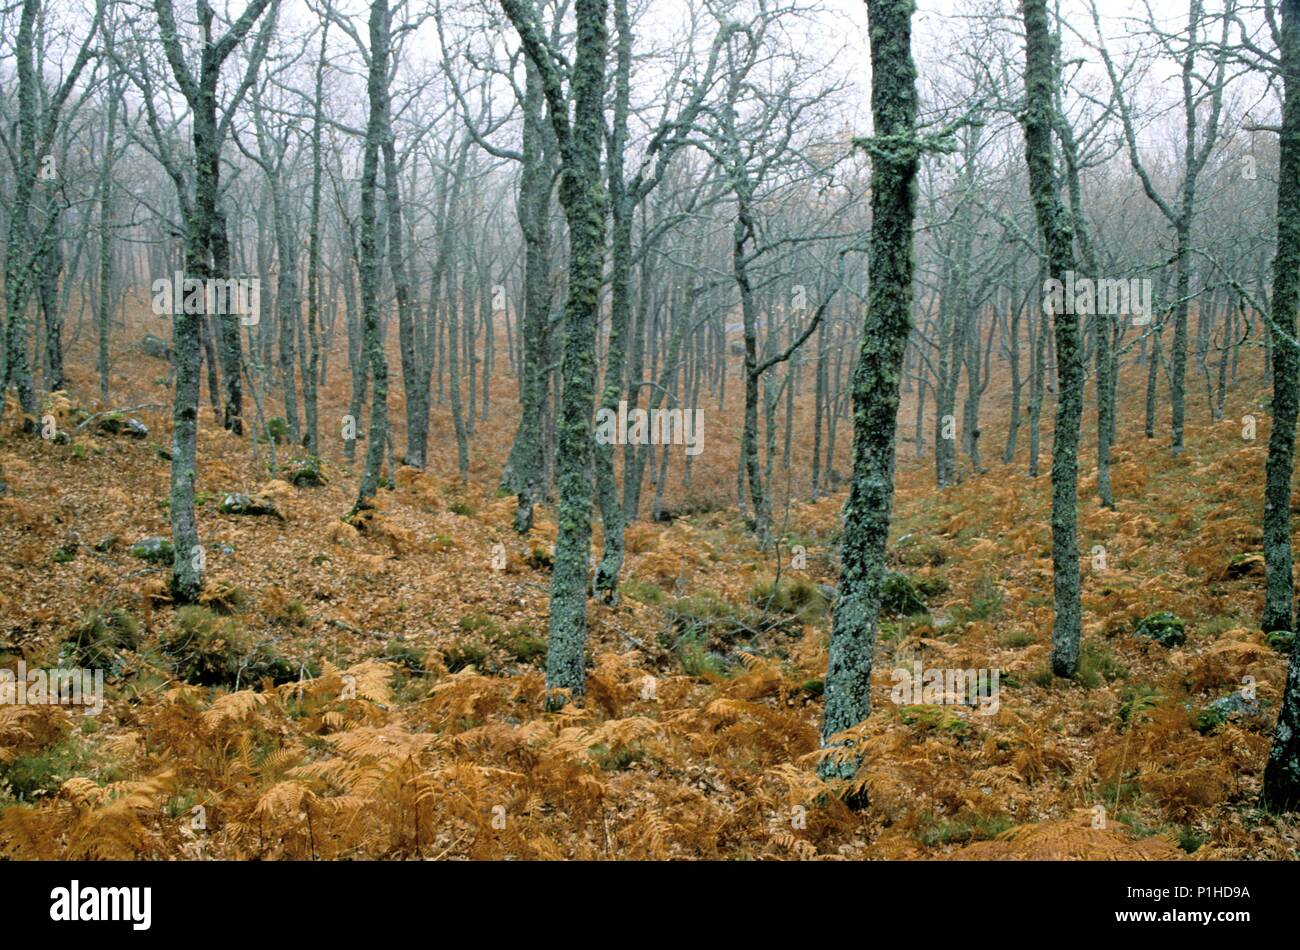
(287, 455, 325, 487)
(130, 536, 174, 563)
(141, 333, 171, 360)
(95, 414, 148, 438)
(1194, 690, 1261, 733)
(220, 492, 283, 519)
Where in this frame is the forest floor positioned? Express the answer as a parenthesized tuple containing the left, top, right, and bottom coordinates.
(0, 300, 1298, 859)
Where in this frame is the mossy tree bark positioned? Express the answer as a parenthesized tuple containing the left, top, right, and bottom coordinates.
(1021, 0, 1082, 678)
(384, 98, 422, 471)
(302, 19, 328, 458)
(96, 69, 124, 407)
(592, 0, 634, 601)
(818, 0, 919, 793)
(153, 0, 275, 600)
(2, 0, 101, 425)
(354, 0, 393, 509)
(1262, 0, 1300, 813)
(502, 0, 608, 701)
(1263, 0, 1300, 637)
(499, 55, 554, 534)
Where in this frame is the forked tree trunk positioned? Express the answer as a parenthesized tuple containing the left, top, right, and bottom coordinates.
(502, 0, 609, 702)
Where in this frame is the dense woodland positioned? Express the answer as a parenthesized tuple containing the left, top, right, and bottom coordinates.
(0, 0, 1298, 861)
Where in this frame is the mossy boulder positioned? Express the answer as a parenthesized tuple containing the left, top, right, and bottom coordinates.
(130, 536, 174, 563)
(1193, 691, 1261, 734)
(95, 413, 148, 439)
(286, 456, 326, 488)
(1133, 611, 1186, 647)
(141, 333, 171, 360)
(219, 492, 283, 520)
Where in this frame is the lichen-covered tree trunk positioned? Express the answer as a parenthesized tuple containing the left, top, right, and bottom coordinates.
(302, 21, 327, 458)
(166, 57, 216, 600)
(1004, 298, 1023, 464)
(354, 0, 393, 509)
(343, 250, 366, 464)
(170, 93, 229, 599)
(96, 76, 121, 406)
(1262, 0, 1300, 813)
(169, 220, 206, 602)
(593, 0, 633, 600)
(1028, 296, 1046, 477)
(1095, 312, 1115, 509)
(818, 0, 919, 793)
(622, 249, 653, 520)
(545, 0, 606, 698)
(961, 313, 987, 473)
(37, 209, 66, 394)
(933, 290, 964, 488)
(1145, 318, 1162, 439)
(448, 275, 470, 482)
(212, 213, 243, 435)
(270, 181, 300, 444)
(154, 0, 273, 597)
(503, 0, 608, 701)
(1169, 220, 1192, 456)
(386, 118, 424, 470)
(812, 315, 828, 496)
(1262, 1, 1300, 638)
(501, 57, 553, 534)
(1021, 0, 1082, 678)
(735, 198, 771, 545)
(3, 0, 47, 425)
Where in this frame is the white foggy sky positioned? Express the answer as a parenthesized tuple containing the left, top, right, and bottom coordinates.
(5, 0, 1279, 147)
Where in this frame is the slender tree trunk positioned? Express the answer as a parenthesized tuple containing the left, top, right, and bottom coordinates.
(1262, 0, 1300, 638)
(818, 0, 919, 795)
(1096, 311, 1115, 508)
(302, 21, 327, 457)
(1263, 0, 1300, 813)
(354, 0, 393, 509)
(503, 0, 609, 702)
(1022, 0, 1083, 678)
(1004, 297, 1023, 464)
(96, 78, 121, 406)
(448, 275, 470, 481)
(594, 0, 634, 600)
(501, 57, 553, 533)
